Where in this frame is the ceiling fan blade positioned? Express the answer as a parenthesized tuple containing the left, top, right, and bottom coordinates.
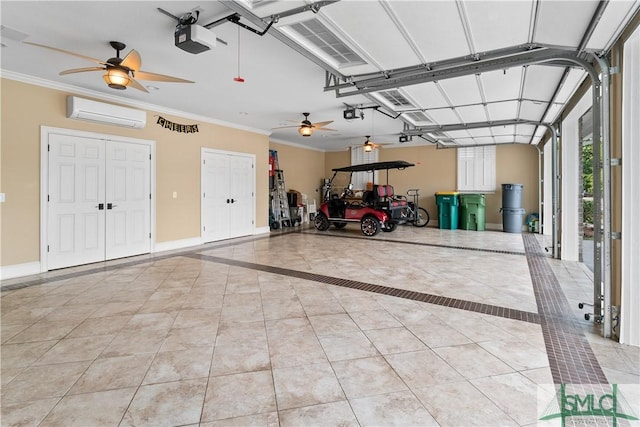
(120, 49, 142, 71)
(24, 41, 107, 65)
(316, 127, 337, 132)
(312, 120, 334, 128)
(134, 70, 194, 83)
(128, 77, 149, 93)
(59, 66, 104, 76)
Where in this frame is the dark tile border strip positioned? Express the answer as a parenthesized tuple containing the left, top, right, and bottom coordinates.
(303, 229, 526, 256)
(186, 253, 541, 324)
(522, 233, 608, 385)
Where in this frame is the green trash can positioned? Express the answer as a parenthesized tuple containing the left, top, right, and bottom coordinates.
(435, 192, 459, 230)
(460, 193, 486, 231)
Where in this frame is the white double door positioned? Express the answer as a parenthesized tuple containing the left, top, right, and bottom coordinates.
(47, 133, 151, 270)
(201, 149, 254, 242)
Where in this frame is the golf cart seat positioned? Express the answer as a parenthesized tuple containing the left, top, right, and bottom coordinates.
(373, 185, 408, 209)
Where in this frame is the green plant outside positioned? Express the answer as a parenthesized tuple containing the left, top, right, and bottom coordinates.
(583, 200, 594, 225)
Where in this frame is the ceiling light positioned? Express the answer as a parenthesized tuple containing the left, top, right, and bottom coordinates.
(103, 68, 130, 90)
(363, 143, 373, 152)
(299, 126, 313, 137)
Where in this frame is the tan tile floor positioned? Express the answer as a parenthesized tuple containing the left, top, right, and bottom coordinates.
(1, 227, 638, 426)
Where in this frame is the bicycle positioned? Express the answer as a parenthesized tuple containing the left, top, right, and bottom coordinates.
(399, 189, 430, 227)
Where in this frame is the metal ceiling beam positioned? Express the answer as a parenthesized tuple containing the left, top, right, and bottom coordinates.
(578, 1, 610, 52)
(324, 46, 591, 98)
(399, 118, 551, 136)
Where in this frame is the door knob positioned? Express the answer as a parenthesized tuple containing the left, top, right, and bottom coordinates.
(226, 199, 230, 203)
(107, 203, 118, 209)
(96, 203, 104, 210)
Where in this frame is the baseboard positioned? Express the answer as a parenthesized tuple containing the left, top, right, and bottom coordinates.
(254, 226, 271, 235)
(0, 262, 42, 280)
(153, 237, 203, 253)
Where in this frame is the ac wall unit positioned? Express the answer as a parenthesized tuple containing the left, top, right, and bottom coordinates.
(66, 96, 146, 129)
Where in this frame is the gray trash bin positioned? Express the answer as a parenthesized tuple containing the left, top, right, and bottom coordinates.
(501, 207, 525, 233)
(502, 184, 523, 208)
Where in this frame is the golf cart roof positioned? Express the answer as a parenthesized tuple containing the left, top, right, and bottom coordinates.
(331, 161, 415, 173)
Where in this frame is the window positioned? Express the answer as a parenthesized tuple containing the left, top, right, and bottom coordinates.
(350, 147, 378, 190)
(457, 146, 496, 192)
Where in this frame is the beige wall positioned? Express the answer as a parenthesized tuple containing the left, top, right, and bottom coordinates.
(325, 144, 539, 227)
(1, 78, 269, 267)
(268, 142, 325, 207)
(0, 77, 541, 269)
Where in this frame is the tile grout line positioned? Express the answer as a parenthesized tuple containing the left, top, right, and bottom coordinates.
(0, 232, 293, 292)
(522, 233, 608, 385)
(303, 230, 527, 256)
(186, 253, 541, 325)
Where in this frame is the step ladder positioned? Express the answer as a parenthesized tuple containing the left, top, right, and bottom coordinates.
(269, 150, 291, 229)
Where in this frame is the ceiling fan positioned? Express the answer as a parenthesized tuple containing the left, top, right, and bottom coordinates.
(24, 41, 194, 93)
(272, 112, 335, 137)
(362, 136, 383, 152)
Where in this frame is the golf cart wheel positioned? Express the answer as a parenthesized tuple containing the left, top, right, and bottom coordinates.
(314, 212, 330, 231)
(361, 215, 380, 236)
(382, 221, 397, 232)
(333, 222, 347, 229)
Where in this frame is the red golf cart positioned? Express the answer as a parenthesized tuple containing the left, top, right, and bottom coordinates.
(314, 160, 429, 236)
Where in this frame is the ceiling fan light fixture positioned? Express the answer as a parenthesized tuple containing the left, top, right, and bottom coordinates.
(299, 126, 313, 137)
(103, 68, 130, 89)
(363, 143, 373, 152)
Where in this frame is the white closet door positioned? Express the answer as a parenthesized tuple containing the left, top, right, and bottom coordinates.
(105, 141, 151, 259)
(229, 154, 254, 239)
(48, 134, 105, 269)
(48, 133, 151, 270)
(201, 149, 254, 243)
(202, 151, 231, 242)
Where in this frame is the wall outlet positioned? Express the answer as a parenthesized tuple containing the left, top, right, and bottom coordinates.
(172, 191, 178, 199)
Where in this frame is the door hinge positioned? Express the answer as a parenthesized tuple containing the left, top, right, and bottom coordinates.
(149, 154, 151, 160)
(47, 245, 50, 252)
(203, 159, 206, 165)
(149, 232, 151, 239)
(612, 231, 621, 240)
(203, 226, 206, 231)
(149, 193, 152, 200)
(47, 144, 50, 152)
(203, 193, 205, 198)
(611, 158, 621, 166)
(47, 195, 50, 202)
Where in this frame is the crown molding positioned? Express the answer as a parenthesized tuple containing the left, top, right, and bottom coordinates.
(0, 70, 270, 136)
